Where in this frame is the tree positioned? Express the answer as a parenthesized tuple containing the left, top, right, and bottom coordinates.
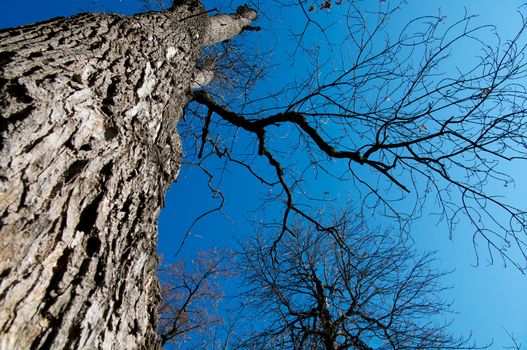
(185, 1, 527, 270)
(0, 3, 256, 349)
(238, 211, 481, 350)
(2, 0, 527, 348)
(158, 248, 234, 347)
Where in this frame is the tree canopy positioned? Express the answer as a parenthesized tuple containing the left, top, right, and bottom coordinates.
(180, 0, 527, 269)
(239, 212, 481, 350)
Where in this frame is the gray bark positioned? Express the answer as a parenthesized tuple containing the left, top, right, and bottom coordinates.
(0, 2, 255, 348)
(0, 6, 203, 348)
(191, 68, 216, 89)
(0, 5, 256, 349)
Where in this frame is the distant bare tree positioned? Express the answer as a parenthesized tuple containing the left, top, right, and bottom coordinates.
(238, 211, 483, 350)
(158, 248, 234, 347)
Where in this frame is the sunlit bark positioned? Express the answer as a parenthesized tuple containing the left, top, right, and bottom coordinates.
(0, 2, 256, 349)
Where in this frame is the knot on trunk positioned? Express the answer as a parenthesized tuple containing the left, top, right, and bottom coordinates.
(236, 5, 257, 21)
(191, 68, 215, 89)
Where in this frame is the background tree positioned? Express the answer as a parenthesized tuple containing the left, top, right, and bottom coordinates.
(158, 248, 234, 347)
(238, 211, 482, 350)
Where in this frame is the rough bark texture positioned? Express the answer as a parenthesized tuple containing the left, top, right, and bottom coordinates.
(0, 5, 206, 349)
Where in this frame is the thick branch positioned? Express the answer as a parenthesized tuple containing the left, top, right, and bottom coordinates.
(191, 90, 409, 192)
(202, 5, 258, 46)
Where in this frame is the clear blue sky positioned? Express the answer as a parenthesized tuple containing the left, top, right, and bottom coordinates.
(2, 0, 526, 348)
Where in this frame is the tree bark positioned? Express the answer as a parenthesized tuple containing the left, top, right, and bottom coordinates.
(0, 5, 207, 349)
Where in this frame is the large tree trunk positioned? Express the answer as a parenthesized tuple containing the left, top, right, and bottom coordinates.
(0, 4, 207, 349)
(0, 2, 258, 348)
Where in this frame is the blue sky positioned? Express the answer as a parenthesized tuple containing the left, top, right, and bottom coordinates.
(2, 0, 526, 348)
(163, 1, 527, 348)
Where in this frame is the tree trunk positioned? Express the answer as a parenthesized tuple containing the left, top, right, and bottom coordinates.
(0, 4, 206, 349)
